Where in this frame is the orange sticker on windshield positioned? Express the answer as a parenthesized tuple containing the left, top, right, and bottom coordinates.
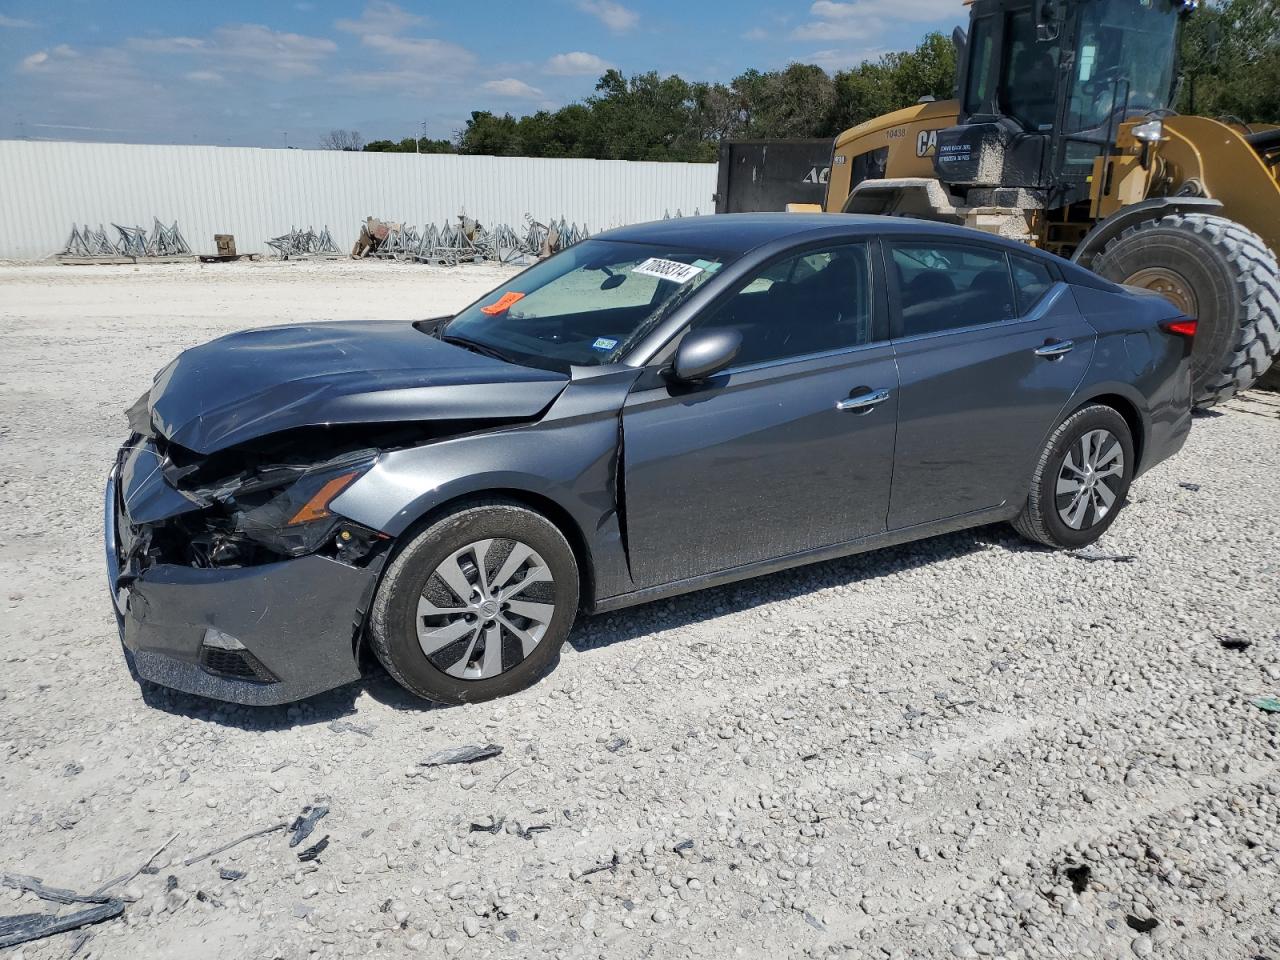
(480, 291, 525, 315)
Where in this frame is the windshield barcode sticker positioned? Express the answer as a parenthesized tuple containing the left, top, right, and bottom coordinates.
(632, 258, 704, 284)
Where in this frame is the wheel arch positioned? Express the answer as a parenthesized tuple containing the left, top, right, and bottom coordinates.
(350, 484, 599, 669)
(1071, 197, 1223, 271)
(1069, 388, 1147, 473)
(380, 486, 596, 613)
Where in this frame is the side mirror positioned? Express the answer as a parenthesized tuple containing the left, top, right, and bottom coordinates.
(671, 328, 742, 382)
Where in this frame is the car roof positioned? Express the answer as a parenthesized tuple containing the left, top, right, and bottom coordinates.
(594, 212, 1115, 289)
(596, 213, 1016, 255)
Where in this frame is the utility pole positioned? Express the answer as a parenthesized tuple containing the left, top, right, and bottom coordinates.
(418, 120, 426, 153)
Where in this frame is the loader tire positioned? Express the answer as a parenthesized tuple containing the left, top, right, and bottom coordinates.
(1092, 213, 1280, 407)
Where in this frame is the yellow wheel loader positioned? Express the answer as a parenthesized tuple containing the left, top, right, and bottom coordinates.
(822, 0, 1280, 406)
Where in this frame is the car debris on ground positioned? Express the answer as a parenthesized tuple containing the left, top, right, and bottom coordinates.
(288, 804, 329, 848)
(0, 874, 125, 949)
(420, 744, 504, 767)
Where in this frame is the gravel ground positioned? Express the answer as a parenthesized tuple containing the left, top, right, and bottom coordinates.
(1, 260, 1278, 960)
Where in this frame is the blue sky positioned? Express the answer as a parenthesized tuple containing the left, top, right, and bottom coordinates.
(0, 0, 963, 148)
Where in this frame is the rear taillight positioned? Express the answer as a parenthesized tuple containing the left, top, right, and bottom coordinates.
(1159, 317, 1198, 338)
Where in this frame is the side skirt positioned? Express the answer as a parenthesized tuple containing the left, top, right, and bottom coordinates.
(588, 503, 1016, 614)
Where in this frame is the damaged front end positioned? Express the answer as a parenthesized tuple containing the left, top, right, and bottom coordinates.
(107, 418, 402, 705)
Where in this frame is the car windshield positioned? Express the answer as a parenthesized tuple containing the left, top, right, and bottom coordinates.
(442, 239, 728, 371)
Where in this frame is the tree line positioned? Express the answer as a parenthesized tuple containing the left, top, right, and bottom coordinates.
(320, 0, 1278, 161)
(456, 31, 955, 162)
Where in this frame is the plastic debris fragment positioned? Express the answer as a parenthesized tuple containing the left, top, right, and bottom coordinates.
(420, 744, 503, 767)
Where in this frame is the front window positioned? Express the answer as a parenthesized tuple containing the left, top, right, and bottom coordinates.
(1064, 0, 1179, 136)
(443, 240, 728, 371)
(685, 242, 873, 367)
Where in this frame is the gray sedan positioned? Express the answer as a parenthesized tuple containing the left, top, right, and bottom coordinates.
(106, 214, 1194, 706)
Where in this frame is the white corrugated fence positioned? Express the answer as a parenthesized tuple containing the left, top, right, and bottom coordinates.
(0, 140, 717, 260)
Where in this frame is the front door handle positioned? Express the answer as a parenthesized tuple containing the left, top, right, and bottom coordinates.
(836, 388, 891, 412)
(1034, 339, 1074, 358)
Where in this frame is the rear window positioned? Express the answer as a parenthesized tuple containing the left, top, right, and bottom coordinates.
(890, 243, 1016, 337)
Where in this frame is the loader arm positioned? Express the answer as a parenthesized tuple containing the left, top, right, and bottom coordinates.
(1157, 116, 1280, 256)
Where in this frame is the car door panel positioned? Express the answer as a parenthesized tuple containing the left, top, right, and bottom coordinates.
(888, 284, 1095, 529)
(622, 345, 900, 588)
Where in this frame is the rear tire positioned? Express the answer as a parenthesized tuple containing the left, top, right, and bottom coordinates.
(1012, 404, 1135, 549)
(1091, 213, 1280, 407)
(369, 501, 579, 705)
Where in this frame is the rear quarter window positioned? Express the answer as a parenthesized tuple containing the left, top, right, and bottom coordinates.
(1010, 254, 1056, 314)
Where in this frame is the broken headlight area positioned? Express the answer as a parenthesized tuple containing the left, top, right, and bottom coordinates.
(133, 448, 390, 570)
(196, 458, 384, 566)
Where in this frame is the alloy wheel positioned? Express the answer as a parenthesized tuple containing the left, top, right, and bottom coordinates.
(416, 538, 556, 680)
(1055, 429, 1125, 530)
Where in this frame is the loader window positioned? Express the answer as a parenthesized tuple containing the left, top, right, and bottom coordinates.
(848, 147, 888, 191)
(964, 16, 999, 116)
(1001, 10, 1059, 131)
(1061, 0, 1178, 159)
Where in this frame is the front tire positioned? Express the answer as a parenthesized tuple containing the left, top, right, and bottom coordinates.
(1012, 404, 1135, 549)
(369, 501, 579, 704)
(1091, 212, 1280, 407)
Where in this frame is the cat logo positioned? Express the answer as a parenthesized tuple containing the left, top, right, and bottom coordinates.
(802, 166, 831, 185)
(916, 129, 940, 158)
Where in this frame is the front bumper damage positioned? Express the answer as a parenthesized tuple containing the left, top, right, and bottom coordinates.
(105, 441, 387, 706)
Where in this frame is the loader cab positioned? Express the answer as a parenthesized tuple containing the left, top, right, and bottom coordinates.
(936, 0, 1185, 206)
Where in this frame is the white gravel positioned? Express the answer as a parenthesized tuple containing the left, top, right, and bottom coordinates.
(1, 259, 1278, 960)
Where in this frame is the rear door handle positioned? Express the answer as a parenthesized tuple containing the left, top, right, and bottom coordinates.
(1035, 339, 1074, 358)
(836, 388, 891, 412)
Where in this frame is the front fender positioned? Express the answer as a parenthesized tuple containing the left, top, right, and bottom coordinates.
(1071, 197, 1223, 270)
(330, 378, 637, 602)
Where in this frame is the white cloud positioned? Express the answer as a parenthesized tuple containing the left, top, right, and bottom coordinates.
(577, 0, 638, 33)
(19, 45, 84, 76)
(331, 0, 475, 85)
(359, 33, 475, 70)
(0, 14, 36, 28)
(795, 0, 957, 39)
(741, 27, 769, 41)
(545, 51, 611, 76)
(334, 1, 425, 38)
(805, 46, 891, 71)
(482, 78, 544, 99)
(13, 43, 157, 109)
(134, 35, 205, 52)
(130, 24, 337, 79)
(185, 70, 225, 83)
(30, 122, 136, 133)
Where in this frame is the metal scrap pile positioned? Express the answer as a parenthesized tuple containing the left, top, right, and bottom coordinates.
(59, 219, 191, 259)
(265, 226, 340, 260)
(351, 214, 589, 265)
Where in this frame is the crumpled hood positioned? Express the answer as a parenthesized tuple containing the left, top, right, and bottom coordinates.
(145, 320, 569, 454)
